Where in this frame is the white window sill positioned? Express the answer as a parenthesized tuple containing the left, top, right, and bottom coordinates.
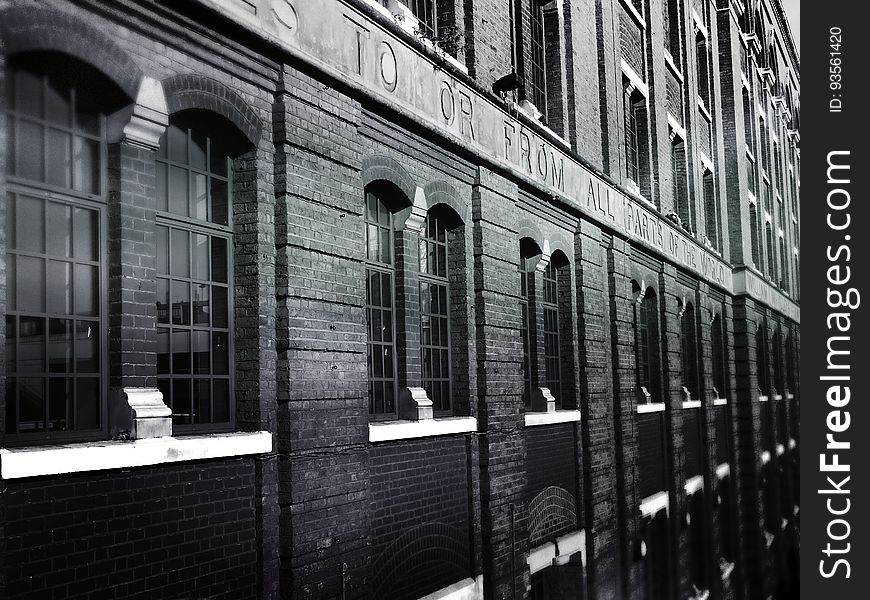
(368, 416, 476, 443)
(761, 450, 771, 465)
(682, 400, 701, 410)
(684, 475, 704, 495)
(637, 402, 666, 414)
(417, 575, 483, 600)
(639, 491, 669, 517)
(716, 463, 730, 480)
(713, 397, 728, 406)
(0, 431, 272, 480)
(524, 410, 582, 427)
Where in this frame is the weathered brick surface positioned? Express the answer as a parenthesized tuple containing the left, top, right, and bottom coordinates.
(3, 459, 259, 600)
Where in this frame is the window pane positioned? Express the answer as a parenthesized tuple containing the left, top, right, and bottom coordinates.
(15, 69, 43, 118)
(171, 229, 190, 277)
(213, 379, 230, 422)
(168, 123, 188, 163)
(193, 284, 209, 325)
(47, 202, 73, 258)
(4, 116, 13, 176)
(169, 166, 189, 216)
(75, 378, 100, 429)
(6, 316, 16, 372)
(211, 237, 228, 283)
(48, 377, 70, 431)
(48, 318, 72, 373)
(74, 264, 98, 317)
(210, 178, 228, 226)
(46, 129, 72, 188)
(172, 379, 192, 425)
(75, 103, 100, 136)
(73, 136, 99, 194)
(193, 173, 208, 221)
(156, 278, 170, 324)
(7, 256, 15, 311)
(193, 330, 210, 374)
(73, 207, 98, 262)
(194, 380, 211, 423)
(190, 129, 207, 170)
(6, 192, 16, 251)
(210, 140, 229, 176)
(212, 286, 228, 328)
(155, 225, 169, 275)
(172, 330, 191, 374)
(212, 332, 229, 375)
(18, 195, 45, 253)
(192, 233, 209, 280)
(47, 261, 72, 315)
(171, 280, 190, 325)
(18, 256, 45, 312)
(19, 377, 45, 432)
(75, 321, 99, 373)
(157, 329, 170, 374)
(5, 379, 16, 434)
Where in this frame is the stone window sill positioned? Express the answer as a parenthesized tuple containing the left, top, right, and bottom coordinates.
(368, 416, 477, 443)
(524, 410, 582, 427)
(684, 475, 703, 495)
(418, 575, 483, 600)
(639, 491, 669, 517)
(0, 431, 272, 480)
(716, 463, 730, 479)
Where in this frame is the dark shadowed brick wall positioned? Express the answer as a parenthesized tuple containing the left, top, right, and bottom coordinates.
(3, 458, 258, 600)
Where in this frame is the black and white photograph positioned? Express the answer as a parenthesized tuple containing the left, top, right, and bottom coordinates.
(0, 0, 811, 598)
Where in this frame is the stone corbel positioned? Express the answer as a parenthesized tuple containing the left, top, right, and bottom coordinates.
(534, 239, 552, 273)
(398, 387, 433, 421)
(638, 386, 651, 404)
(121, 76, 169, 151)
(681, 386, 691, 403)
(530, 387, 556, 413)
(677, 296, 687, 318)
(110, 387, 172, 439)
(400, 186, 428, 233)
(635, 280, 646, 305)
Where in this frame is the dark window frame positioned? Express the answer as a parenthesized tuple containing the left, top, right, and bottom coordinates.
(419, 213, 453, 415)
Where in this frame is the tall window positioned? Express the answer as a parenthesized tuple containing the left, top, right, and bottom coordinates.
(381, 0, 437, 37)
(749, 199, 761, 268)
(756, 322, 770, 396)
(420, 214, 451, 413)
(519, 264, 532, 407)
(542, 262, 561, 401)
(155, 115, 234, 429)
(633, 282, 661, 402)
(663, 0, 684, 67)
(680, 301, 699, 400)
(711, 313, 726, 397)
(4, 57, 109, 441)
(696, 34, 711, 108)
(703, 170, 721, 251)
(625, 94, 641, 184)
(672, 139, 690, 229)
(365, 189, 397, 415)
(528, 0, 547, 119)
(764, 220, 775, 279)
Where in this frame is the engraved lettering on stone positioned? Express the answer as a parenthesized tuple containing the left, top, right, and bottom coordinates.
(379, 41, 397, 92)
(273, 0, 298, 35)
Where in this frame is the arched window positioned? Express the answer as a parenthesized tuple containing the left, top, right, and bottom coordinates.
(420, 213, 451, 413)
(756, 321, 770, 396)
(633, 281, 661, 403)
(680, 300, 699, 400)
(364, 188, 397, 415)
(519, 238, 541, 408)
(541, 261, 561, 400)
(772, 326, 784, 394)
(4, 55, 124, 441)
(711, 313, 726, 398)
(155, 113, 235, 429)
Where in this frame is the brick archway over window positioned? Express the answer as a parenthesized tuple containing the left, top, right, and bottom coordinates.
(162, 74, 263, 147)
(423, 180, 468, 225)
(361, 155, 417, 204)
(0, 5, 142, 100)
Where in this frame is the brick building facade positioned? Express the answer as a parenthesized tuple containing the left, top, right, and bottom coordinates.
(0, 0, 799, 599)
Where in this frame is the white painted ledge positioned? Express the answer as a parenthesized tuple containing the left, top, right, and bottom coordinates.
(789, 438, 796, 450)
(684, 475, 704, 496)
(637, 402, 666, 414)
(758, 395, 769, 403)
(0, 431, 272, 480)
(553, 530, 586, 566)
(716, 463, 730, 480)
(527, 542, 556, 575)
(369, 417, 476, 443)
(713, 397, 728, 406)
(682, 400, 702, 410)
(417, 575, 483, 600)
(776, 443, 785, 456)
(761, 450, 771, 465)
(639, 491, 669, 517)
(524, 410, 582, 427)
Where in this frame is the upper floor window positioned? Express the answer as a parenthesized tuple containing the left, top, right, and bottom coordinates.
(633, 281, 661, 403)
(380, 0, 437, 37)
(365, 189, 397, 416)
(155, 113, 235, 430)
(541, 261, 561, 401)
(528, 0, 548, 120)
(756, 321, 770, 396)
(711, 313, 726, 398)
(419, 213, 451, 413)
(679, 300, 699, 401)
(663, 0, 684, 67)
(3, 55, 123, 443)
